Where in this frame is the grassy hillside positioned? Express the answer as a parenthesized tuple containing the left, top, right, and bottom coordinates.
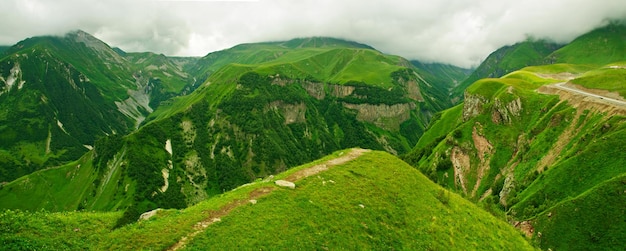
(451, 39, 561, 100)
(570, 63, 626, 98)
(403, 25, 626, 250)
(531, 174, 626, 250)
(189, 39, 408, 89)
(403, 63, 626, 250)
(549, 23, 626, 65)
(188, 37, 374, 80)
(0, 150, 534, 250)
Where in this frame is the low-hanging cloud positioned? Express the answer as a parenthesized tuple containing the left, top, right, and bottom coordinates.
(1, 0, 625, 67)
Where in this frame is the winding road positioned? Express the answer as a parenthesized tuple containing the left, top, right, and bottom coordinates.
(550, 82, 626, 107)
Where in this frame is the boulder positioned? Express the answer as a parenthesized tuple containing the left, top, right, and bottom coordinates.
(139, 208, 162, 221)
(275, 180, 296, 189)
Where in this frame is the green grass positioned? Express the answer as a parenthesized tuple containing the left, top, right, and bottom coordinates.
(0, 149, 136, 212)
(0, 150, 534, 250)
(124, 52, 192, 94)
(0, 156, 94, 211)
(187, 151, 533, 250)
(513, 115, 626, 219)
(413, 104, 463, 149)
(229, 47, 404, 88)
(0, 209, 122, 250)
(502, 70, 561, 87)
(522, 63, 597, 75)
(531, 174, 626, 250)
(465, 78, 508, 97)
(191, 38, 405, 88)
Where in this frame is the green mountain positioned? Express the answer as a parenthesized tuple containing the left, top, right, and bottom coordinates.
(411, 61, 472, 103)
(451, 39, 562, 101)
(404, 24, 626, 250)
(0, 36, 456, 225)
(187, 37, 375, 82)
(548, 23, 626, 65)
(0, 31, 195, 183)
(0, 150, 534, 250)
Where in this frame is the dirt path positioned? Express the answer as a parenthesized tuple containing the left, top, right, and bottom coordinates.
(285, 148, 370, 182)
(167, 148, 370, 250)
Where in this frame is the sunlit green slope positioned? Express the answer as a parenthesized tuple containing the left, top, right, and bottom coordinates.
(403, 23, 626, 250)
(451, 39, 562, 100)
(0, 150, 534, 250)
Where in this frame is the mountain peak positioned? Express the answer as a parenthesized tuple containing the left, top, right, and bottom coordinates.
(65, 30, 110, 51)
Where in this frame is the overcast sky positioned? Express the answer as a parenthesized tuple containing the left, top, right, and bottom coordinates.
(2, 0, 625, 68)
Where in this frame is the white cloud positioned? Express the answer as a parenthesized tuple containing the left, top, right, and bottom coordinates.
(1, 0, 625, 67)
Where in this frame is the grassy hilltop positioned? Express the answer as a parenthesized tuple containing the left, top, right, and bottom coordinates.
(0, 150, 534, 250)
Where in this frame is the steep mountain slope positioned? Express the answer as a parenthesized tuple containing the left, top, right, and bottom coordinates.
(403, 24, 626, 250)
(0, 38, 455, 223)
(123, 52, 198, 108)
(548, 23, 626, 65)
(0, 31, 195, 183)
(451, 39, 561, 101)
(0, 150, 534, 250)
(411, 60, 472, 103)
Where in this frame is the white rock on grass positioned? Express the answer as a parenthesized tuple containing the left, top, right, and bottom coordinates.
(275, 180, 296, 189)
(139, 208, 162, 221)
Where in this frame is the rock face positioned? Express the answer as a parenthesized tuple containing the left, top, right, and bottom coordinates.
(492, 97, 522, 124)
(275, 180, 296, 189)
(267, 101, 307, 124)
(301, 81, 325, 100)
(330, 84, 355, 98)
(462, 93, 487, 121)
(342, 103, 414, 131)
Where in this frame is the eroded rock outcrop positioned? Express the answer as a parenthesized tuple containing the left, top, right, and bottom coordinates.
(463, 93, 488, 121)
(492, 97, 522, 124)
(301, 81, 325, 100)
(330, 84, 355, 98)
(451, 146, 470, 194)
(267, 101, 307, 124)
(342, 103, 413, 131)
